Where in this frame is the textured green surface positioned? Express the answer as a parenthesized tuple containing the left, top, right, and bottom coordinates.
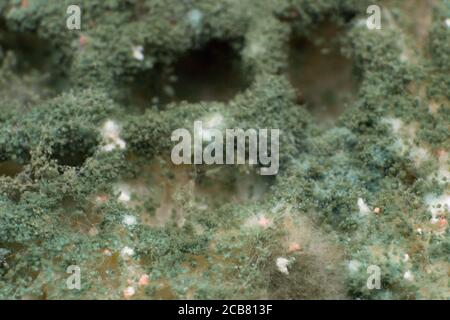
(0, 0, 448, 299)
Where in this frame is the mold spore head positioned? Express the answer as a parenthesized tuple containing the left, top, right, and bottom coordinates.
(187, 9, 203, 29)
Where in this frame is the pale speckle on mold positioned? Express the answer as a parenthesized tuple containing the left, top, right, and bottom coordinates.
(116, 184, 132, 203)
(187, 9, 203, 29)
(123, 286, 136, 299)
(276, 257, 290, 275)
(357, 198, 370, 217)
(120, 246, 135, 259)
(403, 270, 414, 281)
(247, 41, 266, 57)
(100, 120, 126, 151)
(425, 194, 450, 224)
(199, 113, 225, 141)
(409, 146, 430, 168)
(355, 18, 367, 28)
(138, 274, 150, 287)
(123, 214, 137, 226)
(132, 45, 144, 61)
(382, 117, 403, 134)
(348, 260, 361, 273)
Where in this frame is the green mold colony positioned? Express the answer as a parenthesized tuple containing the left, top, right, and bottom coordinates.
(0, 0, 448, 299)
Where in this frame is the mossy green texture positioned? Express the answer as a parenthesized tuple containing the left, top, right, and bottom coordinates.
(0, 0, 448, 299)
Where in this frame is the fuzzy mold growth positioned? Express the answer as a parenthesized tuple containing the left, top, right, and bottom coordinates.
(0, 0, 448, 300)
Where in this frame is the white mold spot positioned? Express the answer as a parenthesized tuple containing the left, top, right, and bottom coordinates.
(100, 120, 126, 151)
(409, 146, 430, 168)
(276, 257, 290, 275)
(123, 214, 137, 227)
(357, 198, 371, 217)
(187, 9, 203, 29)
(116, 184, 132, 203)
(348, 260, 361, 273)
(403, 270, 414, 282)
(123, 286, 136, 299)
(132, 45, 144, 61)
(382, 117, 403, 134)
(425, 194, 450, 224)
(120, 246, 135, 259)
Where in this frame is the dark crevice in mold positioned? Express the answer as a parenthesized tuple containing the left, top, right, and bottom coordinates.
(277, 7, 357, 26)
(118, 40, 250, 113)
(0, 32, 51, 72)
(54, 152, 91, 168)
(133, 0, 150, 20)
(288, 21, 358, 125)
(0, 161, 24, 178)
(340, 11, 358, 24)
(398, 164, 419, 187)
(0, 243, 25, 276)
(171, 40, 250, 103)
(52, 143, 96, 168)
(0, 23, 70, 103)
(116, 62, 173, 112)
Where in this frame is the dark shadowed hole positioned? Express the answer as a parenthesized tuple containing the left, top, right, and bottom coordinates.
(171, 40, 249, 103)
(118, 40, 250, 113)
(54, 152, 91, 168)
(133, 0, 149, 20)
(288, 21, 358, 125)
(0, 32, 50, 72)
(52, 141, 96, 168)
(0, 22, 69, 103)
(0, 161, 24, 177)
(116, 63, 172, 111)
